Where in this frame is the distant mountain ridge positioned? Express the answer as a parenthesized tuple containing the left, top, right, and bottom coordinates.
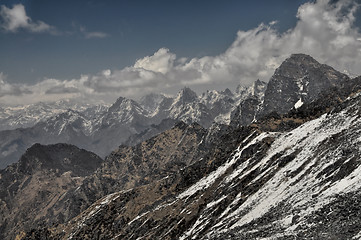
(0, 100, 109, 131)
(0, 80, 266, 169)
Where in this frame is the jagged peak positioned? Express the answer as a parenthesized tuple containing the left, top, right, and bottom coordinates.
(222, 88, 234, 97)
(109, 96, 141, 111)
(48, 109, 82, 121)
(175, 87, 198, 104)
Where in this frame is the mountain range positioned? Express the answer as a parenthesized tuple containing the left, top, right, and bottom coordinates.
(0, 77, 266, 169)
(1, 53, 361, 239)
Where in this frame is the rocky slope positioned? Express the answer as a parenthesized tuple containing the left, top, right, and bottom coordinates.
(1, 121, 209, 240)
(0, 143, 102, 240)
(22, 74, 361, 240)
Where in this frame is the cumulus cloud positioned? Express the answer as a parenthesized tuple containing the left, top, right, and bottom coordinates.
(134, 48, 176, 74)
(0, 4, 55, 33)
(1, 0, 360, 106)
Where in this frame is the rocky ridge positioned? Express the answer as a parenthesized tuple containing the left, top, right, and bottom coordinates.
(1, 121, 210, 240)
(0, 143, 102, 240)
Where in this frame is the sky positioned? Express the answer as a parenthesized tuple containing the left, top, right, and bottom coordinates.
(0, 0, 361, 106)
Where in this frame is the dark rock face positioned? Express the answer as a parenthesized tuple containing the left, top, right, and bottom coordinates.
(262, 54, 349, 116)
(176, 87, 198, 104)
(230, 96, 261, 127)
(0, 143, 102, 240)
(230, 79, 267, 127)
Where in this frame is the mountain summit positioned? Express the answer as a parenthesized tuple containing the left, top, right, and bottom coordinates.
(262, 53, 349, 115)
(174, 87, 198, 105)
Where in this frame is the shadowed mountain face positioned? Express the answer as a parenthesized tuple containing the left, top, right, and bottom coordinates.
(261, 54, 349, 116)
(0, 143, 103, 240)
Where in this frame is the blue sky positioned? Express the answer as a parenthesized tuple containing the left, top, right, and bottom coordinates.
(1, 0, 310, 83)
(0, 0, 361, 105)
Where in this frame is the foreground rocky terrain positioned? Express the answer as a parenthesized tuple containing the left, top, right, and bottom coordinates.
(0, 121, 215, 240)
(1, 53, 360, 239)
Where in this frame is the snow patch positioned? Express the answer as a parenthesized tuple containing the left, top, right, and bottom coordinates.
(294, 98, 303, 109)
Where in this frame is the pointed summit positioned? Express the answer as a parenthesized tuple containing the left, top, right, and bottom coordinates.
(175, 87, 198, 104)
(262, 53, 350, 115)
(108, 96, 126, 111)
(222, 88, 234, 97)
(108, 96, 143, 114)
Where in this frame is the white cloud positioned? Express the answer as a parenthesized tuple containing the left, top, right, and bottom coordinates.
(134, 48, 176, 74)
(0, 4, 55, 33)
(0, 0, 360, 106)
(0, 4, 109, 37)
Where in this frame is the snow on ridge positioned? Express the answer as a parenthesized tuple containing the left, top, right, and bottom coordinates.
(215, 101, 360, 232)
(177, 131, 267, 200)
(200, 98, 361, 239)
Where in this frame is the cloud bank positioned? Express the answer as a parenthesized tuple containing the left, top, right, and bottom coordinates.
(0, 0, 360, 106)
